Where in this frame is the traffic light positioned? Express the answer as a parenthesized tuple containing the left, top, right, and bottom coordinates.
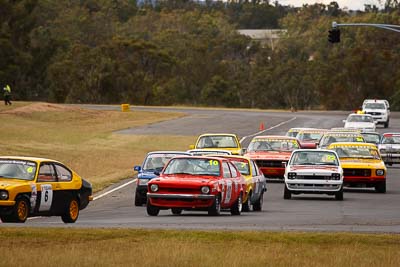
(328, 28, 340, 43)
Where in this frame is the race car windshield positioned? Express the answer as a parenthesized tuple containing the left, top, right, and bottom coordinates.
(347, 115, 374, 123)
(362, 134, 381, 144)
(320, 135, 364, 146)
(286, 131, 299, 138)
(382, 136, 400, 144)
(230, 160, 250, 176)
(197, 136, 238, 149)
(365, 103, 386, 109)
(248, 139, 299, 152)
(290, 151, 339, 166)
(143, 154, 182, 172)
(0, 160, 37, 181)
(332, 147, 381, 159)
(297, 132, 323, 141)
(163, 158, 221, 176)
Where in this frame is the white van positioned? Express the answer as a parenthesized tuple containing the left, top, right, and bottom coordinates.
(362, 99, 390, 128)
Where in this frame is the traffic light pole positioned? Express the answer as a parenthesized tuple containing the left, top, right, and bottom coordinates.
(332, 21, 400, 33)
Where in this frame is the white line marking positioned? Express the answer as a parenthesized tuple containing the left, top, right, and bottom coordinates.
(239, 117, 297, 144)
(93, 179, 137, 201)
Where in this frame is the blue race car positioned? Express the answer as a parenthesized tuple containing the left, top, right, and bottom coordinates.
(133, 151, 191, 206)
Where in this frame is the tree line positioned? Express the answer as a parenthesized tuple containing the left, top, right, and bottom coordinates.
(1, 0, 400, 110)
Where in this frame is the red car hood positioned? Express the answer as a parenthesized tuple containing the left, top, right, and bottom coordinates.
(245, 151, 292, 160)
(151, 175, 218, 186)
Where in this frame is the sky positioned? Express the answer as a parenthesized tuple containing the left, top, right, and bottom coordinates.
(278, 0, 382, 10)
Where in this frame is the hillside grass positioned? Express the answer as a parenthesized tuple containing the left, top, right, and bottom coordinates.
(0, 228, 399, 267)
(0, 102, 195, 191)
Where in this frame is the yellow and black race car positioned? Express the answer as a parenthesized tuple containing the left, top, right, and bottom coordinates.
(0, 156, 92, 223)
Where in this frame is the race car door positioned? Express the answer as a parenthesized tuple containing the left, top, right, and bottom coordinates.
(35, 162, 58, 214)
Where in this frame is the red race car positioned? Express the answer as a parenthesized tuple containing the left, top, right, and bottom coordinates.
(296, 129, 328, 149)
(146, 156, 246, 216)
(244, 136, 300, 179)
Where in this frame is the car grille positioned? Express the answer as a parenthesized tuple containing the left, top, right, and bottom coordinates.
(296, 175, 332, 180)
(256, 160, 286, 168)
(343, 168, 371, 177)
(366, 112, 382, 115)
(160, 187, 199, 194)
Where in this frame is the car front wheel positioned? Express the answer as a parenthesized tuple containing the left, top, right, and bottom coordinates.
(253, 192, 263, 211)
(146, 199, 160, 216)
(335, 188, 344, 200)
(208, 195, 221, 216)
(375, 181, 386, 193)
(283, 185, 292, 199)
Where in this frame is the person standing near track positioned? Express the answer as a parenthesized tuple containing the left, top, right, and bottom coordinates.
(3, 84, 12, 105)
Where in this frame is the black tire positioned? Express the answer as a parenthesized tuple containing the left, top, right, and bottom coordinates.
(375, 181, 386, 193)
(0, 215, 13, 223)
(146, 199, 159, 216)
(61, 198, 80, 223)
(134, 193, 143, 207)
(283, 185, 292, 199)
(384, 120, 389, 128)
(171, 208, 182, 215)
(208, 195, 221, 216)
(335, 188, 344, 201)
(242, 191, 251, 212)
(253, 192, 264, 212)
(5, 197, 30, 223)
(231, 193, 242, 215)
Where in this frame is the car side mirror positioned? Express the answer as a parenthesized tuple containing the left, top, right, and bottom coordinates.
(134, 166, 141, 172)
(189, 144, 195, 149)
(342, 119, 346, 123)
(241, 148, 247, 154)
(154, 171, 160, 176)
(282, 162, 287, 168)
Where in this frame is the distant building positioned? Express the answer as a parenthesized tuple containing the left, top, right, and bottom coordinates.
(237, 29, 287, 49)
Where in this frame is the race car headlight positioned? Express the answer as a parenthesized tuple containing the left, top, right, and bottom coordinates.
(150, 184, 159, 192)
(201, 186, 210, 194)
(376, 169, 385, 176)
(331, 173, 341, 180)
(138, 179, 150, 186)
(0, 190, 8, 200)
(288, 172, 297, 179)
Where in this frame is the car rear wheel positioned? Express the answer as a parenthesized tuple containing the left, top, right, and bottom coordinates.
(253, 192, 264, 211)
(283, 185, 292, 199)
(242, 191, 251, 212)
(171, 208, 182, 215)
(62, 198, 80, 223)
(335, 188, 344, 201)
(208, 195, 221, 216)
(375, 181, 386, 193)
(231, 193, 242, 215)
(146, 199, 159, 216)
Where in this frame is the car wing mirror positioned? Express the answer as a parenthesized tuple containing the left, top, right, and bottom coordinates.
(342, 119, 346, 123)
(189, 144, 195, 149)
(241, 148, 247, 154)
(134, 166, 141, 172)
(154, 171, 160, 176)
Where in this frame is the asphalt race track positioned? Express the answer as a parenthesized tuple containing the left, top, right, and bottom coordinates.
(20, 106, 400, 232)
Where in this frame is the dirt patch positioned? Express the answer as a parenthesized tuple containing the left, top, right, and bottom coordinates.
(0, 102, 83, 115)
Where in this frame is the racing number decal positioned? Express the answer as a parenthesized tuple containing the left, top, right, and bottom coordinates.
(225, 180, 232, 204)
(39, 184, 53, 212)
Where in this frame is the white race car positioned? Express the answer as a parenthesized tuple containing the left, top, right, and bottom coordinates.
(284, 149, 344, 200)
(379, 133, 400, 165)
(343, 114, 376, 132)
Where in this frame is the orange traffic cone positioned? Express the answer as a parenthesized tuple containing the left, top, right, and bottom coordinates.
(259, 123, 265, 131)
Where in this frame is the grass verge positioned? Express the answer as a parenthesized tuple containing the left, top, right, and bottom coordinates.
(0, 102, 195, 191)
(0, 228, 399, 267)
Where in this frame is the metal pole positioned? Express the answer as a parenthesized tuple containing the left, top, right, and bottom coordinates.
(333, 21, 400, 33)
